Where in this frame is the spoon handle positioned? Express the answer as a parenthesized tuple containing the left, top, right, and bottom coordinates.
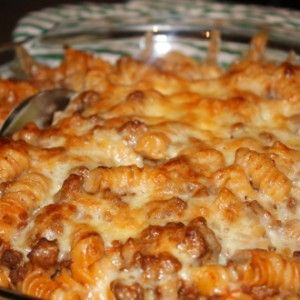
(0, 286, 39, 299)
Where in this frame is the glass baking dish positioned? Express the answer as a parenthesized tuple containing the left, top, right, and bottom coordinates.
(16, 20, 300, 69)
(0, 18, 300, 300)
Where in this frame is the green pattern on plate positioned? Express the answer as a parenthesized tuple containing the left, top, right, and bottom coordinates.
(12, 0, 300, 67)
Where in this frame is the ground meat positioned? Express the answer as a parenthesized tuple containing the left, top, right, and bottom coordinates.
(293, 251, 300, 260)
(71, 91, 100, 113)
(118, 119, 148, 147)
(121, 217, 221, 269)
(178, 283, 200, 300)
(1, 249, 23, 269)
(0, 239, 9, 257)
(135, 252, 181, 280)
(55, 174, 83, 202)
(28, 238, 59, 269)
(9, 264, 28, 285)
(186, 217, 221, 263)
(146, 197, 187, 221)
(111, 280, 144, 300)
(181, 225, 208, 259)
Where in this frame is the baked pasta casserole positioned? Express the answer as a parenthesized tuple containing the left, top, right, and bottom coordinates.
(0, 32, 299, 299)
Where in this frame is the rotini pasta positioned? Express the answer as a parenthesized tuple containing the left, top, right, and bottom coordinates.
(231, 249, 300, 295)
(235, 148, 291, 203)
(0, 141, 30, 183)
(83, 159, 201, 200)
(70, 224, 105, 285)
(0, 171, 50, 240)
(21, 269, 59, 299)
(0, 31, 299, 299)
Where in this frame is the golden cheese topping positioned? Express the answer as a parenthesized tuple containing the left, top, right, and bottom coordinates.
(0, 32, 299, 299)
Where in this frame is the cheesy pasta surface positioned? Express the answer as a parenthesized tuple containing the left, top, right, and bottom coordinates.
(0, 33, 299, 299)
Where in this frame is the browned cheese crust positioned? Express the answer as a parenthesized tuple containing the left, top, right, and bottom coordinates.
(0, 32, 299, 299)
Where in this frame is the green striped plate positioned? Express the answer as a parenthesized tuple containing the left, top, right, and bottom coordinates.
(11, 0, 300, 67)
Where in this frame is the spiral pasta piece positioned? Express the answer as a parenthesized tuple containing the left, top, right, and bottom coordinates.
(181, 145, 225, 175)
(232, 249, 300, 294)
(0, 79, 37, 126)
(31, 203, 77, 241)
(70, 224, 105, 284)
(0, 172, 50, 239)
(83, 165, 157, 194)
(54, 269, 87, 300)
(213, 165, 255, 200)
(191, 265, 235, 296)
(235, 148, 291, 202)
(4, 172, 50, 209)
(21, 269, 59, 299)
(134, 131, 170, 160)
(0, 142, 29, 183)
(83, 159, 200, 199)
(247, 31, 268, 62)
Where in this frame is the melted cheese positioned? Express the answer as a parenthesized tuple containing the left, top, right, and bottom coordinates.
(0, 36, 299, 299)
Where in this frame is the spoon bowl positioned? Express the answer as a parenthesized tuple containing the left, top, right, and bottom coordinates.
(0, 88, 74, 136)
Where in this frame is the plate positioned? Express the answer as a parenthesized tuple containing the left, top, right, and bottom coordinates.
(12, 0, 300, 68)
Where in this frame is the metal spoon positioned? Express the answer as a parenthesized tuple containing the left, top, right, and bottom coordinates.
(0, 88, 74, 136)
(0, 286, 39, 299)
